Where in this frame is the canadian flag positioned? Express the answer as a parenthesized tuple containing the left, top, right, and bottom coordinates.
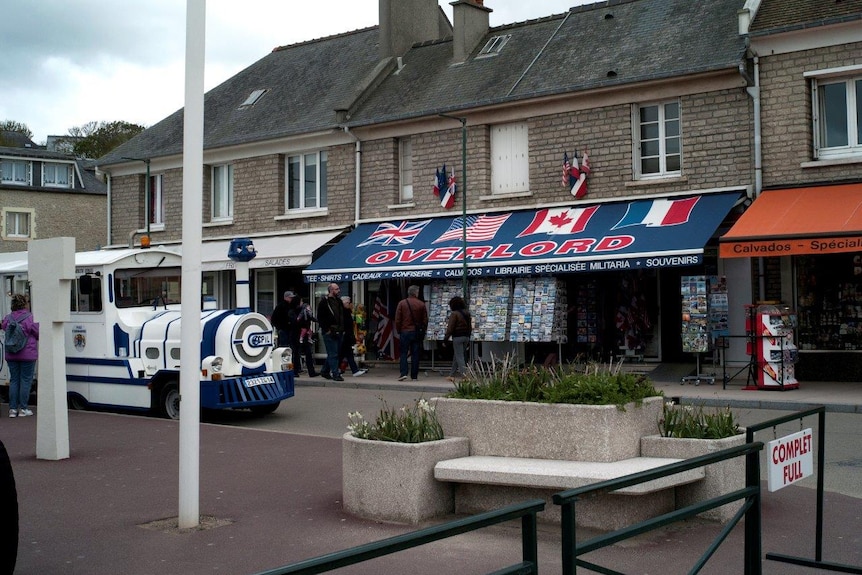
(517, 205, 600, 237)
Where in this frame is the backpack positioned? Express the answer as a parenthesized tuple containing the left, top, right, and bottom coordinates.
(4, 312, 30, 354)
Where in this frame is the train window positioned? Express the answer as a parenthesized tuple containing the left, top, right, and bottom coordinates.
(145, 347, 160, 359)
(170, 348, 181, 360)
(72, 275, 103, 312)
(114, 267, 182, 308)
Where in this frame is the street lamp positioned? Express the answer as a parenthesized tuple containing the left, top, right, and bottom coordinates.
(122, 156, 152, 248)
(438, 114, 468, 300)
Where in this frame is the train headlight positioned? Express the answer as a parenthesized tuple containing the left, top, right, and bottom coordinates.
(202, 356, 224, 381)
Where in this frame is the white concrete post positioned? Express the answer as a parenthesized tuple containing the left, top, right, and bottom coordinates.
(29, 237, 75, 461)
(178, 0, 206, 530)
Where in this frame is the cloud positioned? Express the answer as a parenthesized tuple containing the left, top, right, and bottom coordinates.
(2, 0, 581, 144)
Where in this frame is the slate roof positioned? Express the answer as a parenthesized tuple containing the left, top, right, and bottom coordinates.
(0, 145, 106, 196)
(100, 0, 748, 165)
(348, 0, 748, 126)
(99, 27, 383, 166)
(749, 0, 862, 35)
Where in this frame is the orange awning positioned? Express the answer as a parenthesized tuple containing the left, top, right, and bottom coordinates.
(720, 184, 862, 258)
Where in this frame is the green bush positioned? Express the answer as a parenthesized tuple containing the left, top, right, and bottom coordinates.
(658, 401, 740, 439)
(448, 354, 662, 410)
(348, 398, 444, 443)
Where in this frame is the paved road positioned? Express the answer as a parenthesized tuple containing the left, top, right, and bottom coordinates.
(5, 375, 862, 575)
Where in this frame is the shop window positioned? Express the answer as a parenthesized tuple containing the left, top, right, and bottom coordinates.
(633, 100, 681, 179)
(796, 253, 862, 350)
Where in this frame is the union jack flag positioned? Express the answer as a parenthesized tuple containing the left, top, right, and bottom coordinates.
(372, 284, 399, 360)
(357, 220, 431, 247)
(433, 214, 511, 243)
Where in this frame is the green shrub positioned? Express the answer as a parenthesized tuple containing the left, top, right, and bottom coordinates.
(448, 354, 662, 410)
(658, 401, 740, 439)
(348, 398, 444, 443)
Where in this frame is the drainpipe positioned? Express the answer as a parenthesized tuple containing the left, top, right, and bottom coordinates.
(746, 55, 766, 301)
(342, 126, 361, 222)
(106, 172, 112, 247)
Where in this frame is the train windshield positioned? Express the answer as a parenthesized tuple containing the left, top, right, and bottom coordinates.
(113, 267, 182, 308)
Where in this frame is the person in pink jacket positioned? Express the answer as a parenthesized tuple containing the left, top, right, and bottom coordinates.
(2, 294, 39, 418)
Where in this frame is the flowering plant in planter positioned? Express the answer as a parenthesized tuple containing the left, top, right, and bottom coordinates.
(347, 398, 444, 443)
(449, 354, 662, 410)
(658, 401, 740, 439)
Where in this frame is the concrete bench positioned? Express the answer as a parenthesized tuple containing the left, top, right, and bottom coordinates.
(434, 455, 705, 530)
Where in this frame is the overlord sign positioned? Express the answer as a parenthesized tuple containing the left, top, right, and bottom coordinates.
(767, 428, 814, 492)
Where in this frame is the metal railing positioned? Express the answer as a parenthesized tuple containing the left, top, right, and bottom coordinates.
(250, 498, 545, 575)
(553, 442, 765, 575)
(749, 406, 862, 574)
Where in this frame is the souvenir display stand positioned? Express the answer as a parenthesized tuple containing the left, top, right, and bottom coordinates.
(427, 277, 566, 365)
(680, 276, 728, 385)
(744, 304, 799, 390)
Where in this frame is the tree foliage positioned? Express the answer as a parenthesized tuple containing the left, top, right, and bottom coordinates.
(0, 120, 34, 145)
(70, 120, 146, 159)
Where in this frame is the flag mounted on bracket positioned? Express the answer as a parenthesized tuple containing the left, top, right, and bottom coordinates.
(434, 164, 456, 209)
(562, 149, 591, 199)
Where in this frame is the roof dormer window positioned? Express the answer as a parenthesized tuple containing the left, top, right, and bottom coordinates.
(477, 34, 511, 58)
(239, 88, 268, 109)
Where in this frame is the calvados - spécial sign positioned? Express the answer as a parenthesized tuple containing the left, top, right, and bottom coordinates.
(767, 428, 814, 492)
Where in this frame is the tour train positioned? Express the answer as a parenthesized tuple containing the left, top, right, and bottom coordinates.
(0, 241, 294, 419)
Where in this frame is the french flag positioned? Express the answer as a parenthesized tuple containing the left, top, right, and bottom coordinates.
(612, 197, 699, 229)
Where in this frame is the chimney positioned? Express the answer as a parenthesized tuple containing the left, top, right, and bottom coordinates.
(451, 0, 491, 63)
(379, 0, 446, 59)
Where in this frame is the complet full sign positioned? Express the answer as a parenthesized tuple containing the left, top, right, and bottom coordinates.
(767, 428, 814, 492)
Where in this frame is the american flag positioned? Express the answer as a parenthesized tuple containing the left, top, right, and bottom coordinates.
(562, 152, 573, 187)
(357, 220, 430, 247)
(372, 285, 398, 360)
(433, 214, 511, 243)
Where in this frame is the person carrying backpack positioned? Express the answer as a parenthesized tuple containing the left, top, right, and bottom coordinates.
(2, 294, 39, 418)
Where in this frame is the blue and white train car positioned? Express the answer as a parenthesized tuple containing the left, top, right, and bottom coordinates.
(1, 246, 294, 419)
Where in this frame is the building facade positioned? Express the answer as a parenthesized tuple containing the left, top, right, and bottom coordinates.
(102, 0, 837, 372)
(721, 0, 862, 380)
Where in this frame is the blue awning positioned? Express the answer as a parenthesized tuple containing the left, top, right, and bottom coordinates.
(303, 191, 741, 282)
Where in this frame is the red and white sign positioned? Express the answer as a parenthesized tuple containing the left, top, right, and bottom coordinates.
(767, 428, 814, 492)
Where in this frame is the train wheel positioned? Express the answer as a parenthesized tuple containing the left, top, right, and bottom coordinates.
(250, 402, 279, 416)
(158, 382, 180, 420)
(67, 394, 88, 411)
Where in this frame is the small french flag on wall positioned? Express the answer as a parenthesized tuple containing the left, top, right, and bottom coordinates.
(612, 196, 699, 229)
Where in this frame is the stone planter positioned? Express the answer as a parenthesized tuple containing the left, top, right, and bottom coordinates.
(342, 433, 470, 524)
(432, 396, 663, 462)
(640, 433, 746, 522)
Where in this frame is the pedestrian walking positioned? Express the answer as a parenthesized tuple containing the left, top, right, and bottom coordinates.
(316, 283, 345, 381)
(442, 295, 471, 382)
(394, 285, 428, 381)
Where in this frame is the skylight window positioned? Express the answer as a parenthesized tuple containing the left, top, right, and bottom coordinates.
(239, 88, 268, 109)
(478, 34, 511, 57)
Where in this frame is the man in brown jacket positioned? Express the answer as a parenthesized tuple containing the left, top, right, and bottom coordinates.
(394, 285, 428, 381)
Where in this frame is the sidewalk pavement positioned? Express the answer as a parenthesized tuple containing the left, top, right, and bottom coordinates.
(2, 362, 861, 574)
(296, 360, 862, 414)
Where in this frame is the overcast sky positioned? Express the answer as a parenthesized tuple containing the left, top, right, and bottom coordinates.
(1, 1, 587, 145)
